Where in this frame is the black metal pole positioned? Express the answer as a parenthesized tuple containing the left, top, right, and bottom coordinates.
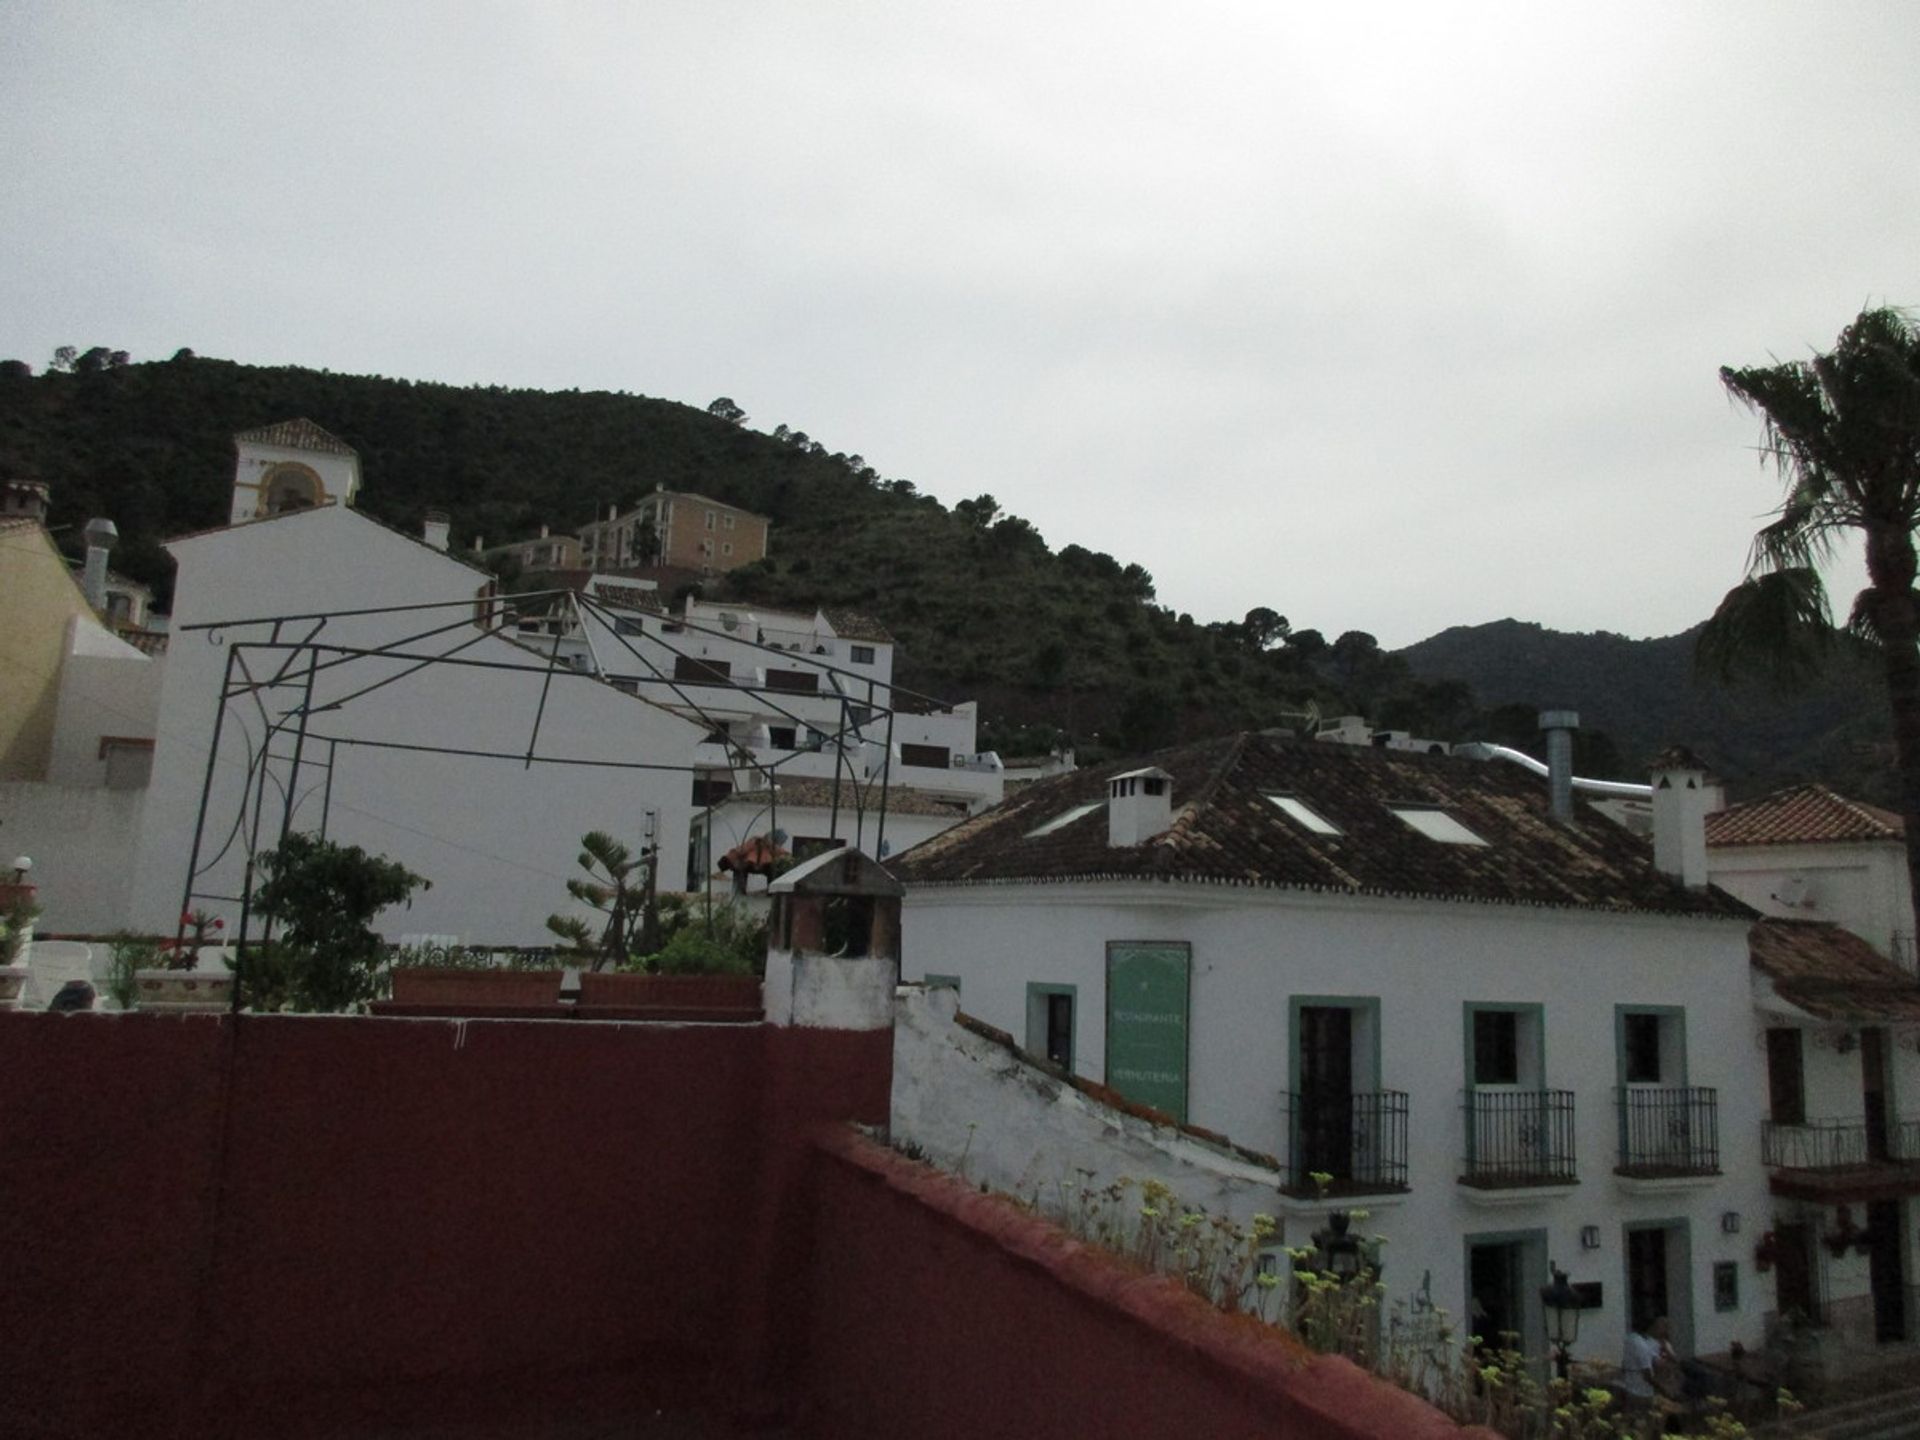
(179, 645, 241, 945)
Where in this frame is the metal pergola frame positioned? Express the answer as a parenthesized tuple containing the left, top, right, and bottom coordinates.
(174, 586, 953, 979)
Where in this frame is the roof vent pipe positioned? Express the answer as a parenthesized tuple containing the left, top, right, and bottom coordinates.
(82, 517, 118, 614)
(1538, 710, 1578, 823)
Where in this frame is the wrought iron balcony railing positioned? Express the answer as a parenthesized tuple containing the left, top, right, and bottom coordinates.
(1279, 1090, 1410, 1196)
(1461, 1089, 1577, 1187)
(1615, 1086, 1720, 1177)
(1762, 1118, 1920, 1170)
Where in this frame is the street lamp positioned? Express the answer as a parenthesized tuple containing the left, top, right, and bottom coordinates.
(9, 856, 31, 885)
(1312, 1211, 1366, 1282)
(1541, 1263, 1582, 1382)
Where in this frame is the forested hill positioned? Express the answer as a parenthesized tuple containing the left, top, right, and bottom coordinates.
(1398, 619, 1892, 805)
(0, 349, 1886, 794)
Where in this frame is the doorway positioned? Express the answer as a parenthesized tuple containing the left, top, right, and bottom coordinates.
(1299, 1005, 1354, 1179)
(1868, 1199, 1907, 1342)
(1466, 1231, 1547, 1362)
(1773, 1221, 1817, 1324)
(1625, 1220, 1694, 1357)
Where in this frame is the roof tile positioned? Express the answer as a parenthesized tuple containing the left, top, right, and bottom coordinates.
(890, 731, 1749, 919)
(1749, 919, 1920, 1021)
(1706, 784, 1902, 848)
(232, 418, 357, 455)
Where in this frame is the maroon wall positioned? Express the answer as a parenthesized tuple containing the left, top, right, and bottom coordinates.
(798, 1130, 1489, 1440)
(0, 1012, 887, 1439)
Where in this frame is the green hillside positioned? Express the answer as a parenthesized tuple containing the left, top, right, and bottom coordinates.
(0, 347, 1887, 793)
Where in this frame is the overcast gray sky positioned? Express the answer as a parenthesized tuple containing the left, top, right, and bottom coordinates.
(3, 2, 1911, 647)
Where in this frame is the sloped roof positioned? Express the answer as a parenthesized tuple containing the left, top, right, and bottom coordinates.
(890, 731, 1750, 920)
(726, 776, 970, 819)
(1707, 784, 1903, 848)
(232, 418, 357, 455)
(821, 608, 893, 644)
(1750, 920, 1920, 1022)
(166, 500, 493, 575)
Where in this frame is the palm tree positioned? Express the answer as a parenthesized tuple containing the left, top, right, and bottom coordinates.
(1702, 305, 1920, 953)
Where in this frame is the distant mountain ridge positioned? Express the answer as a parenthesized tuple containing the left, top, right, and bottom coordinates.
(1396, 619, 1890, 805)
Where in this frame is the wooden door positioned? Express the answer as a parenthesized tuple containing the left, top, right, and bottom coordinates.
(1299, 1006, 1355, 1180)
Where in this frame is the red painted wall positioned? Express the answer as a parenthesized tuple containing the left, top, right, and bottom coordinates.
(798, 1130, 1490, 1440)
(0, 1013, 886, 1438)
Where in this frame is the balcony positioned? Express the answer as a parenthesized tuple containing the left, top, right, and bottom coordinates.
(1615, 1086, 1720, 1179)
(1460, 1089, 1577, 1188)
(1279, 1090, 1409, 1198)
(1762, 1117, 1920, 1202)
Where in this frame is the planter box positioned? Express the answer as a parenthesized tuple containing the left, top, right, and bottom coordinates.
(576, 972, 762, 1016)
(134, 968, 233, 1013)
(0, 964, 26, 1010)
(388, 968, 564, 1009)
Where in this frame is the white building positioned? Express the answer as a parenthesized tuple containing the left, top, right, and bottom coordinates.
(516, 579, 1001, 883)
(10, 420, 708, 947)
(1708, 784, 1913, 971)
(889, 731, 1775, 1373)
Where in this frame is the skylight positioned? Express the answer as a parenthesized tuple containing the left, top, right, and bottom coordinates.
(1265, 794, 1341, 836)
(1388, 806, 1488, 846)
(1026, 801, 1103, 838)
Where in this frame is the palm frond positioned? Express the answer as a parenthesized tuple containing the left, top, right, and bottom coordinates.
(1695, 568, 1835, 689)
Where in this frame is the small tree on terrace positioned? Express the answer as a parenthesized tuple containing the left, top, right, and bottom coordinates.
(253, 833, 429, 1010)
(546, 830, 653, 971)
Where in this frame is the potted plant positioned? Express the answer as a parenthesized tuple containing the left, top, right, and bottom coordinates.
(0, 881, 40, 1009)
(135, 909, 234, 1012)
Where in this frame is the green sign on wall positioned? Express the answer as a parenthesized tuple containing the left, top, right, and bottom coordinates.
(1105, 941, 1191, 1122)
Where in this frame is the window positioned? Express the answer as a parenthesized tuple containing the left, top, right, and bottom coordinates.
(1027, 984, 1076, 1071)
(1766, 1027, 1805, 1125)
(613, 617, 644, 636)
(768, 726, 797, 750)
(901, 743, 950, 769)
(690, 776, 733, 806)
(1465, 1004, 1542, 1088)
(608, 678, 639, 695)
(1027, 801, 1102, 837)
(704, 510, 716, 530)
(1618, 1008, 1684, 1086)
(724, 514, 736, 530)
(673, 656, 731, 683)
(851, 644, 877, 665)
(1389, 806, 1487, 846)
(1267, 794, 1341, 835)
(722, 542, 733, 556)
(1474, 1010, 1520, 1085)
(766, 668, 820, 694)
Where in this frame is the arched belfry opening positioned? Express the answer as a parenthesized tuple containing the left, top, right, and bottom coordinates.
(262, 462, 324, 514)
(229, 418, 363, 525)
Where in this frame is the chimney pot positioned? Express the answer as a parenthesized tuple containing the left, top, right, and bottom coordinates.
(422, 510, 450, 552)
(1537, 710, 1578, 822)
(1649, 746, 1711, 888)
(82, 517, 118, 614)
(1107, 766, 1174, 847)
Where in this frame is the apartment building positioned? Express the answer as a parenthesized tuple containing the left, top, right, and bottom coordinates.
(578, 486, 770, 575)
(889, 732, 1774, 1374)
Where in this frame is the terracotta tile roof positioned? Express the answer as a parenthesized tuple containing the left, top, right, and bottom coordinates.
(890, 731, 1750, 919)
(731, 776, 970, 819)
(1706, 784, 1903, 848)
(1750, 920, 1920, 1022)
(821, 608, 893, 644)
(232, 418, 357, 455)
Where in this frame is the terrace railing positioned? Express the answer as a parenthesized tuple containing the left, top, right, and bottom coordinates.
(1461, 1089, 1577, 1187)
(1279, 1090, 1410, 1196)
(1763, 1117, 1920, 1170)
(1616, 1086, 1720, 1177)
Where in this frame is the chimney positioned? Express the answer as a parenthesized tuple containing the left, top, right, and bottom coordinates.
(539, 523, 550, 539)
(472, 535, 484, 553)
(1107, 767, 1173, 847)
(1537, 710, 1578, 822)
(1649, 746, 1711, 889)
(82, 517, 118, 613)
(608, 503, 618, 522)
(2, 479, 50, 523)
(422, 510, 450, 551)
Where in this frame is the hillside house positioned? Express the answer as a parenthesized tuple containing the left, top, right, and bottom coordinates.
(889, 731, 1776, 1373)
(578, 486, 770, 575)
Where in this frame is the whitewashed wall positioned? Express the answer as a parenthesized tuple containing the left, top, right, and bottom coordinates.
(0, 783, 146, 933)
(46, 617, 160, 786)
(901, 879, 1769, 1367)
(891, 982, 1285, 1231)
(1712, 841, 1913, 968)
(126, 506, 705, 945)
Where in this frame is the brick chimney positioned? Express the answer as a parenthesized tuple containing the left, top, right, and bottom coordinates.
(2, 479, 50, 523)
(1107, 767, 1173, 847)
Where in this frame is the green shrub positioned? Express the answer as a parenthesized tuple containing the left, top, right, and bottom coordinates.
(104, 931, 161, 1008)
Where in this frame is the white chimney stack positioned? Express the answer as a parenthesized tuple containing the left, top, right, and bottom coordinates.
(1650, 746, 1712, 889)
(82, 516, 118, 614)
(1107, 767, 1173, 847)
(422, 510, 450, 552)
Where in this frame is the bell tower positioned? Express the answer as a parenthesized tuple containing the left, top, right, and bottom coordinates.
(230, 419, 362, 525)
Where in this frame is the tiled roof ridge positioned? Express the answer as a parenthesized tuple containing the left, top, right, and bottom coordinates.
(905, 870, 1750, 920)
(1707, 782, 1903, 846)
(232, 417, 357, 455)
